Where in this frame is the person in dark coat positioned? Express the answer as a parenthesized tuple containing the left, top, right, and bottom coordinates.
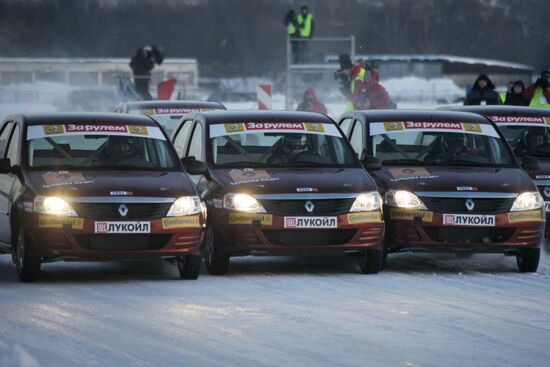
(129, 46, 164, 101)
(296, 87, 327, 114)
(464, 74, 501, 105)
(504, 81, 530, 106)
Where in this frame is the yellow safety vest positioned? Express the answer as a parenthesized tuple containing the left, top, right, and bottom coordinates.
(529, 87, 550, 108)
(297, 14, 313, 38)
(499, 91, 507, 104)
(346, 68, 366, 111)
(287, 22, 296, 36)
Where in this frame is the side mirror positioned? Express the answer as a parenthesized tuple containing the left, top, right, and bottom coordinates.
(182, 157, 208, 175)
(522, 156, 539, 171)
(363, 156, 382, 171)
(0, 158, 11, 174)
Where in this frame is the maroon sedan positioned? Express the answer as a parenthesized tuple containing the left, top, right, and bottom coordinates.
(172, 110, 385, 275)
(0, 113, 205, 281)
(338, 109, 544, 272)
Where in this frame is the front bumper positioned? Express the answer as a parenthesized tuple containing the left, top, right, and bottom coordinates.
(385, 207, 544, 253)
(26, 213, 206, 260)
(212, 210, 384, 255)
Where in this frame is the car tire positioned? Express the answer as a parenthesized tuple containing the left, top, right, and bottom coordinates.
(203, 226, 230, 275)
(516, 248, 540, 273)
(15, 227, 41, 282)
(358, 249, 383, 274)
(177, 254, 201, 280)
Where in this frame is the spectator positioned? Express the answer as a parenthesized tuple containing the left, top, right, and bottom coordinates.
(296, 6, 314, 62)
(523, 70, 550, 108)
(296, 87, 327, 114)
(504, 81, 530, 106)
(354, 66, 392, 110)
(500, 81, 513, 103)
(284, 10, 300, 63)
(129, 46, 164, 100)
(464, 74, 501, 105)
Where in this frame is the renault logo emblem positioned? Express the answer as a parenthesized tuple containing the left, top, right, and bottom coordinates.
(544, 187, 550, 198)
(118, 204, 128, 217)
(304, 201, 315, 213)
(465, 199, 475, 211)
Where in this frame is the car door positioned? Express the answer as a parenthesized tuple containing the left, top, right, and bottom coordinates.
(184, 120, 209, 195)
(0, 121, 17, 243)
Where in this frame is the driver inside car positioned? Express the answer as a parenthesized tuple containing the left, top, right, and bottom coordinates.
(426, 134, 469, 162)
(517, 128, 548, 155)
(102, 136, 144, 165)
(269, 134, 313, 164)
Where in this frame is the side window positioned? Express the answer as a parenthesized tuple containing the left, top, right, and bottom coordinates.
(0, 122, 13, 157)
(187, 123, 204, 161)
(349, 121, 364, 157)
(173, 120, 194, 157)
(339, 118, 353, 137)
(6, 124, 20, 164)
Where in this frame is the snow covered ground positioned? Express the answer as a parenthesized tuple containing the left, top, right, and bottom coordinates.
(1, 246, 550, 367)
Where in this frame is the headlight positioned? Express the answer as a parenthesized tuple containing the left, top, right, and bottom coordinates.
(167, 196, 202, 216)
(385, 190, 427, 209)
(510, 192, 543, 211)
(223, 193, 266, 213)
(34, 196, 77, 216)
(350, 191, 381, 212)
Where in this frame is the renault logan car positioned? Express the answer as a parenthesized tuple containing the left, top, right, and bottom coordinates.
(171, 110, 385, 275)
(0, 113, 205, 281)
(115, 100, 226, 136)
(338, 110, 544, 272)
(443, 105, 550, 238)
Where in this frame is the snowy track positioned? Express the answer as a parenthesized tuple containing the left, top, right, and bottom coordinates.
(1, 245, 550, 367)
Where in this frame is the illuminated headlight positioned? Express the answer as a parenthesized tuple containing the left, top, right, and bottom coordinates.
(223, 193, 266, 213)
(510, 192, 543, 211)
(385, 190, 427, 209)
(34, 196, 77, 216)
(350, 192, 382, 212)
(167, 196, 202, 216)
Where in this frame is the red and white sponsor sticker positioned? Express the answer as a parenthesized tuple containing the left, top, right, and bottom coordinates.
(442, 214, 495, 227)
(95, 221, 151, 234)
(489, 116, 550, 126)
(370, 121, 499, 137)
(284, 216, 337, 229)
(27, 124, 166, 140)
(210, 122, 341, 138)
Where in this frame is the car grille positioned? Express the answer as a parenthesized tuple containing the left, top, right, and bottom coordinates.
(71, 203, 172, 219)
(74, 234, 171, 250)
(419, 197, 515, 214)
(258, 199, 355, 215)
(537, 186, 550, 200)
(263, 229, 356, 246)
(424, 228, 514, 243)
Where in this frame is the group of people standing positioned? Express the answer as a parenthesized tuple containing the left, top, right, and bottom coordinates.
(284, 6, 314, 63)
(464, 70, 550, 108)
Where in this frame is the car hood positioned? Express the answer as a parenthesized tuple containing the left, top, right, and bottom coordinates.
(525, 158, 550, 182)
(26, 170, 197, 198)
(373, 165, 535, 194)
(211, 167, 377, 195)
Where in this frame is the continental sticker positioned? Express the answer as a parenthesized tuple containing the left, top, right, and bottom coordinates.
(162, 216, 201, 229)
(228, 213, 273, 225)
(507, 210, 543, 223)
(390, 208, 433, 222)
(228, 168, 279, 185)
(38, 216, 84, 230)
(42, 171, 94, 188)
(347, 212, 382, 224)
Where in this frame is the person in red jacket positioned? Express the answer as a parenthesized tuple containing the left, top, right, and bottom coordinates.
(355, 65, 392, 110)
(523, 70, 550, 108)
(296, 87, 328, 114)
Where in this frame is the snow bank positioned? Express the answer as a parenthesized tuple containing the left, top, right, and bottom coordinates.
(382, 76, 465, 104)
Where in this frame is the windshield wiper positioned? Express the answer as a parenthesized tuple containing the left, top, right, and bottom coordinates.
(383, 159, 424, 164)
(217, 162, 268, 168)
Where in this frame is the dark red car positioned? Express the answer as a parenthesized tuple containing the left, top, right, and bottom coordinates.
(338, 110, 544, 272)
(115, 100, 226, 136)
(171, 110, 385, 275)
(443, 105, 550, 238)
(0, 113, 205, 281)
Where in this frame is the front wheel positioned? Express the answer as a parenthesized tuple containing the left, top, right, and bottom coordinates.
(516, 248, 540, 273)
(203, 226, 230, 275)
(358, 249, 383, 274)
(177, 254, 201, 280)
(15, 227, 41, 282)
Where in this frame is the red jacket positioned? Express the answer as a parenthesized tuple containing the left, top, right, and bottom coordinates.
(523, 83, 550, 105)
(346, 67, 390, 109)
(297, 87, 328, 114)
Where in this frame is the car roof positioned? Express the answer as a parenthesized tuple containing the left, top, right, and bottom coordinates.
(123, 100, 226, 110)
(191, 110, 334, 125)
(348, 109, 492, 124)
(6, 112, 157, 126)
(440, 105, 550, 117)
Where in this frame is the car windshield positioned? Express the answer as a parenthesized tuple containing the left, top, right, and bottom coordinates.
(26, 123, 180, 170)
(370, 121, 515, 167)
(149, 114, 184, 136)
(490, 116, 550, 157)
(210, 121, 358, 168)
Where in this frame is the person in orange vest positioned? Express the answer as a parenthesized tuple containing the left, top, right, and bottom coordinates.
(523, 70, 550, 108)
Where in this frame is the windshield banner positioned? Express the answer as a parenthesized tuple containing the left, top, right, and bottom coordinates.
(369, 121, 500, 137)
(490, 116, 550, 126)
(27, 124, 166, 140)
(210, 122, 341, 138)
